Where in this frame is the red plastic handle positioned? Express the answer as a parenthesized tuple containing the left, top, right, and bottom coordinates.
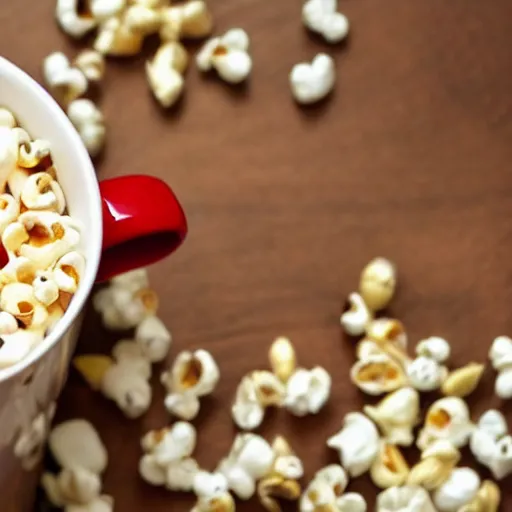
(97, 175, 187, 281)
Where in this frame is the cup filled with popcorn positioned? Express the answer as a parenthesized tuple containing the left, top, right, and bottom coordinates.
(0, 56, 187, 510)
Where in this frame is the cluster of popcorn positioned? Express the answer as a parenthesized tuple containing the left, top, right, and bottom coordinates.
(45, 0, 255, 159)
(232, 336, 331, 430)
(43, 0, 353, 160)
(74, 268, 171, 418)
(41, 255, 512, 511)
(336, 257, 509, 511)
(0, 108, 84, 368)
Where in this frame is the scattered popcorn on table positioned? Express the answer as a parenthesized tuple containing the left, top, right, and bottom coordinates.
(232, 337, 330, 429)
(197, 29, 252, 84)
(146, 41, 189, 108)
(43, 419, 112, 511)
(376, 486, 437, 512)
(257, 436, 303, 512)
(416, 336, 451, 363)
(327, 412, 380, 478)
(160, 0, 213, 41)
(93, 268, 158, 330)
(268, 336, 296, 383)
(433, 467, 481, 512)
(465, 480, 501, 512)
(48, 419, 108, 474)
(134, 314, 172, 362)
(470, 409, 512, 480)
(364, 387, 420, 446)
(43, 52, 88, 106)
(416, 397, 474, 451)
(302, 0, 350, 44)
(440, 362, 485, 398)
(283, 366, 331, 417)
(217, 433, 275, 500)
(192, 471, 235, 512)
(73, 351, 152, 418)
(407, 440, 460, 491)
(301, 464, 366, 512)
(56, 0, 98, 38)
(74, 50, 106, 82)
(139, 422, 199, 491)
(67, 99, 106, 158)
(161, 349, 220, 420)
(370, 442, 409, 490)
(340, 292, 372, 336)
(489, 335, 512, 399)
(290, 53, 336, 105)
(359, 257, 397, 312)
(350, 350, 407, 396)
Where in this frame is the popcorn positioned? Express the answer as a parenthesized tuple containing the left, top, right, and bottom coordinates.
(290, 53, 336, 105)
(42, 419, 111, 510)
(489, 336, 512, 399)
(161, 349, 220, 420)
(90, 0, 127, 21)
(376, 486, 437, 512)
(192, 471, 235, 512)
(350, 351, 407, 396)
(302, 0, 350, 44)
(20, 171, 66, 213)
(43, 52, 88, 106)
(56, 0, 98, 39)
(407, 440, 461, 491)
(340, 293, 372, 336)
(94, 17, 144, 56)
(0, 127, 19, 191)
(53, 251, 86, 293)
(159, 1, 213, 41)
(371, 442, 410, 489)
(417, 397, 474, 451)
(470, 409, 512, 480)
(233, 337, 330, 429)
(433, 467, 481, 512)
(0, 193, 20, 234)
(67, 99, 106, 158)
(73, 352, 152, 418)
(134, 315, 172, 362)
(364, 388, 420, 446)
(257, 436, 303, 512)
(125, 4, 163, 36)
(139, 422, 200, 492)
(15, 210, 81, 270)
(283, 366, 331, 417)
(327, 412, 380, 477)
(359, 257, 397, 312)
(93, 269, 158, 330)
(74, 50, 106, 82)
(48, 419, 108, 474)
(197, 29, 252, 84)
(217, 433, 275, 499)
(146, 41, 188, 108)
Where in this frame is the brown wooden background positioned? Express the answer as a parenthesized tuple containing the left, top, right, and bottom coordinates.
(2, 0, 512, 509)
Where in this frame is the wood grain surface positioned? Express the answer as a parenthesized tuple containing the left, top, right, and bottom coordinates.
(2, 0, 512, 510)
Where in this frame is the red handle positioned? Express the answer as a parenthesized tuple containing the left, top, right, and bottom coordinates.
(97, 175, 187, 281)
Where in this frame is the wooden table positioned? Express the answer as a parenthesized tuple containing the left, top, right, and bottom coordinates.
(2, 0, 512, 509)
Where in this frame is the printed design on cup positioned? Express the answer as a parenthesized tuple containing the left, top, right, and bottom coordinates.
(13, 400, 56, 471)
(0, 340, 65, 471)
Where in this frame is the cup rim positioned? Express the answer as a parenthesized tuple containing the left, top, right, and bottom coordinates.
(0, 57, 103, 382)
